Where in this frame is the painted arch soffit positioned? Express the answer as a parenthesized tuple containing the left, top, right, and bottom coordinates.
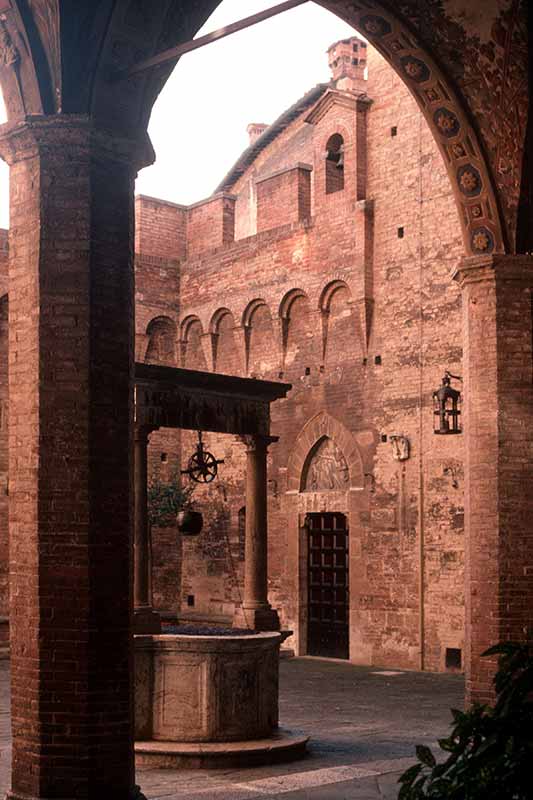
(0, 0, 112, 118)
(0, 0, 220, 131)
(319, 0, 525, 255)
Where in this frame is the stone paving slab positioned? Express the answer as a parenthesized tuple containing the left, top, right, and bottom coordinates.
(136, 757, 416, 799)
(142, 765, 408, 800)
(0, 656, 463, 799)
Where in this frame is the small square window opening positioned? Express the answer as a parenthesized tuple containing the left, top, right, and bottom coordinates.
(446, 647, 462, 670)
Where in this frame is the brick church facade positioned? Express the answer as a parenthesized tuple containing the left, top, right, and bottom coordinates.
(1, 38, 465, 671)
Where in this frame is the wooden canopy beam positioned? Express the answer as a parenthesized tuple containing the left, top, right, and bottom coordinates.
(123, 0, 309, 79)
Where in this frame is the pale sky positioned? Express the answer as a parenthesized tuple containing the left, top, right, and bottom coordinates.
(0, 1, 355, 227)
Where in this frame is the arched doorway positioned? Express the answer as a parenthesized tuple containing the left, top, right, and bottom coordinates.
(303, 437, 351, 659)
(286, 412, 366, 659)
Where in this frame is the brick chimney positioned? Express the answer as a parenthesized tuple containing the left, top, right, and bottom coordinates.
(247, 122, 268, 145)
(328, 36, 368, 93)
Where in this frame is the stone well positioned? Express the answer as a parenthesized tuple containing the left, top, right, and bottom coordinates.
(134, 630, 308, 768)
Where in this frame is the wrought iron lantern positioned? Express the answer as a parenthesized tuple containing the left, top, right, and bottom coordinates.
(433, 371, 462, 435)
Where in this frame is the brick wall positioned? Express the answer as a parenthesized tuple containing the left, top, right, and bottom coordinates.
(0, 292, 7, 620)
(366, 47, 464, 670)
(256, 164, 312, 233)
(134, 197, 181, 361)
(164, 44, 465, 672)
(147, 426, 183, 613)
(187, 194, 236, 257)
(134, 200, 183, 613)
(0, 47, 467, 673)
(0, 229, 7, 621)
(234, 118, 316, 240)
(179, 431, 246, 619)
(135, 195, 187, 262)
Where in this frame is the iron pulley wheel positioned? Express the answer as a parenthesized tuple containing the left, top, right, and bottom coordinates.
(186, 449, 219, 483)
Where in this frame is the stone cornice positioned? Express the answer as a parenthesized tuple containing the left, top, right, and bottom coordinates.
(0, 114, 154, 171)
(452, 254, 533, 287)
(255, 163, 313, 186)
(304, 89, 370, 125)
(239, 434, 279, 452)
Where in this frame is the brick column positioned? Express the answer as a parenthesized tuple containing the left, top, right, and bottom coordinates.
(233, 435, 280, 631)
(134, 425, 161, 633)
(0, 292, 7, 622)
(0, 116, 145, 800)
(453, 255, 533, 705)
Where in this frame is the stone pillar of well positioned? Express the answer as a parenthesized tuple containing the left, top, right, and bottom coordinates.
(453, 254, 533, 705)
(134, 425, 161, 634)
(0, 117, 146, 800)
(233, 435, 280, 631)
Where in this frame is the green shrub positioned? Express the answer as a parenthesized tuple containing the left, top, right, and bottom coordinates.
(398, 642, 533, 799)
(147, 475, 194, 527)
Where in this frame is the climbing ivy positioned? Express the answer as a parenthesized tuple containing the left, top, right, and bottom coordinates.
(147, 475, 194, 527)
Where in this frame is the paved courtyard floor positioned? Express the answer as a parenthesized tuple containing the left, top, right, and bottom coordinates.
(0, 656, 463, 799)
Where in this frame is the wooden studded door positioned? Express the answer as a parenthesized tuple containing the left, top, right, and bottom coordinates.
(307, 512, 349, 659)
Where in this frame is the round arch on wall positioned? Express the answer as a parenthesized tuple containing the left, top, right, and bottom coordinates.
(324, 131, 346, 195)
(180, 314, 203, 341)
(286, 411, 364, 493)
(319, 279, 352, 312)
(209, 306, 234, 334)
(179, 313, 208, 370)
(242, 298, 268, 328)
(321, 122, 354, 152)
(145, 314, 177, 364)
(279, 288, 308, 320)
(146, 314, 177, 336)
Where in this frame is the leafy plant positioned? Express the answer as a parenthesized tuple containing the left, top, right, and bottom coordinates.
(398, 642, 533, 799)
(147, 475, 194, 527)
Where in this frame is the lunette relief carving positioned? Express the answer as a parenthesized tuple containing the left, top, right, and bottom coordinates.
(303, 437, 349, 492)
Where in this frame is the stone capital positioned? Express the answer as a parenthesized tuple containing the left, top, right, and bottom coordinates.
(452, 254, 533, 288)
(0, 114, 155, 172)
(240, 434, 279, 453)
(135, 423, 159, 444)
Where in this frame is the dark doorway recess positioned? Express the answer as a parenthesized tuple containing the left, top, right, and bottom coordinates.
(307, 512, 349, 659)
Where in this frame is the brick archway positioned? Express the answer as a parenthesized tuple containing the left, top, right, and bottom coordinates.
(0, 2, 524, 257)
(286, 411, 364, 492)
(0, 2, 528, 795)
